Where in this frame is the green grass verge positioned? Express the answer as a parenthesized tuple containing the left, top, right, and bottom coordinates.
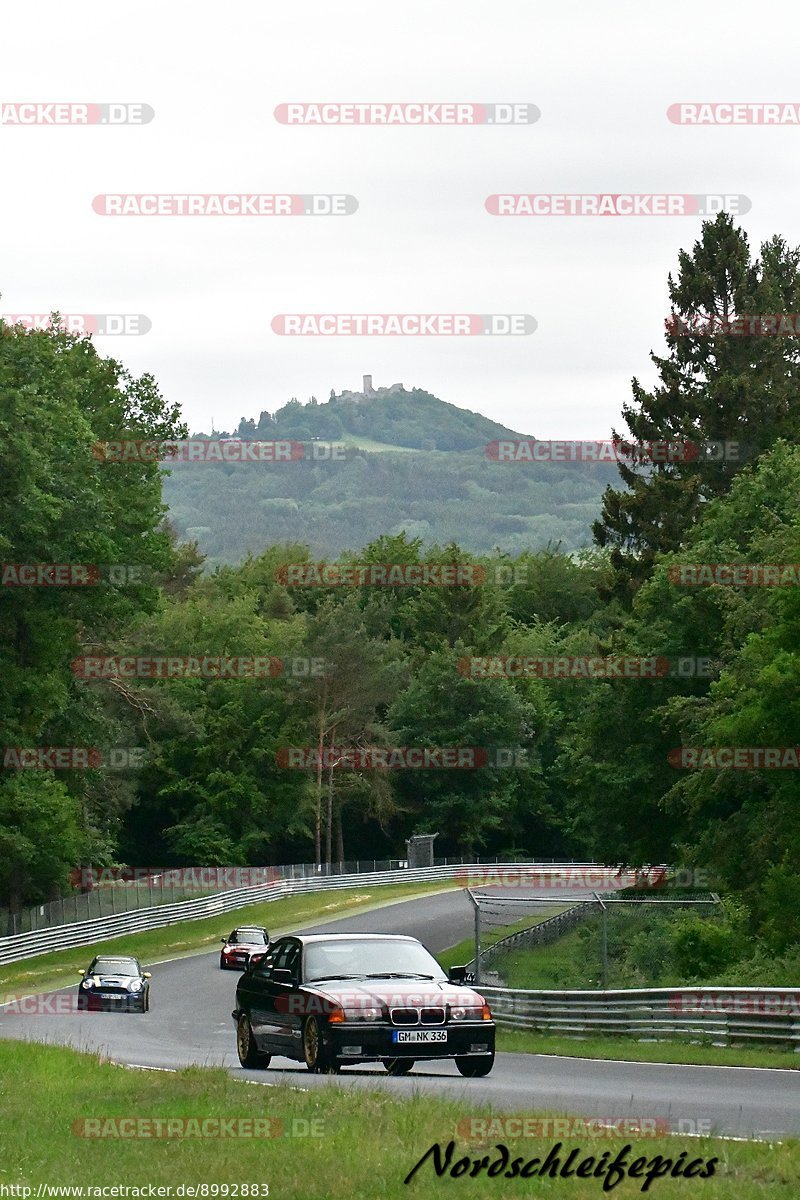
(499, 924, 608, 989)
(0, 881, 459, 997)
(0, 1041, 797, 1197)
(496, 1028, 800, 1071)
(437, 906, 568, 973)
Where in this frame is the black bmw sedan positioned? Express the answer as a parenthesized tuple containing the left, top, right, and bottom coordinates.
(232, 933, 495, 1076)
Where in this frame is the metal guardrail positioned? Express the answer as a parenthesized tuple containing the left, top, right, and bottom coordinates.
(0, 862, 606, 967)
(2, 855, 595, 936)
(482, 985, 800, 1048)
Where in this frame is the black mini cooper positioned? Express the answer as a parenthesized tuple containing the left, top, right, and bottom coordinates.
(232, 933, 495, 1076)
(77, 955, 151, 1011)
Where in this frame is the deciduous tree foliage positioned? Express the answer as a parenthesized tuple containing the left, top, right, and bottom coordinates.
(0, 321, 186, 909)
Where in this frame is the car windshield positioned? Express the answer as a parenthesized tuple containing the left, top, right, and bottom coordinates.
(304, 939, 446, 983)
(91, 958, 138, 975)
(231, 930, 267, 944)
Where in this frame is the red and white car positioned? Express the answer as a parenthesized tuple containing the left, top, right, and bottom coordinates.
(220, 926, 270, 971)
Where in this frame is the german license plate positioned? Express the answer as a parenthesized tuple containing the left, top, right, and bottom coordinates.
(392, 1030, 447, 1044)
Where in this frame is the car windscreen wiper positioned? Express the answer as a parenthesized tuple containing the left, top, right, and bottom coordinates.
(307, 973, 367, 982)
(362, 972, 438, 980)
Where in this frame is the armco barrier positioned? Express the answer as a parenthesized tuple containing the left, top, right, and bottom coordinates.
(0, 862, 608, 967)
(482, 985, 800, 1049)
(2, 855, 599, 935)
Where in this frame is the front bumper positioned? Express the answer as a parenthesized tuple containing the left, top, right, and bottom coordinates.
(222, 953, 251, 969)
(77, 989, 144, 1010)
(324, 1021, 495, 1062)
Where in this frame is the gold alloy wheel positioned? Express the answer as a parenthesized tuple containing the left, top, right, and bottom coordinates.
(303, 1016, 320, 1067)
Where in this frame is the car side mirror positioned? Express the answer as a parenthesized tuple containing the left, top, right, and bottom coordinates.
(78, 969, 86, 976)
(448, 965, 468, 984)
(272, 967, 294, 987)
(143, 972, 152, 979)
(220, 937, 228, 944)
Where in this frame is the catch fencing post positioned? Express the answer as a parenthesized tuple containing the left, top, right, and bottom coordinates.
(466, 888, 481, 986)
(593, 891, 608, 989)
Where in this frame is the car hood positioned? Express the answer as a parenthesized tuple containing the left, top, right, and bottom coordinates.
(86, 974, 137, 986)
(308, 979, 485, 1007)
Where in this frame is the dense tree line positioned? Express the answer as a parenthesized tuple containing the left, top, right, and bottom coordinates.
(1, 214, 799, 964)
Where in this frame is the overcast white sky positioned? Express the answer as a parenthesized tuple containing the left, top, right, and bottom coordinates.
(3, 1, 800, 438)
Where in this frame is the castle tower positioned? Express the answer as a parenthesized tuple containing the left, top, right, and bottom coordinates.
(362, 374, 374, 394)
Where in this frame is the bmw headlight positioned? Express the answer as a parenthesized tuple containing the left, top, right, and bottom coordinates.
(449, 1005, 484, 1021)
(128, 979, 142, 992)
(341, 1006, 382, 1022)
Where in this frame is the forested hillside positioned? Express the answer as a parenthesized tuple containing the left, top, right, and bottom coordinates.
(162, 448, 612, 564)
(162, 385, 610, 563)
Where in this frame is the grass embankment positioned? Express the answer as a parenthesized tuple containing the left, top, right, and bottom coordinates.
(437, 906, 568, 973)
(0, 880, 459, 997)
(500, 923, 603, 989)
(495, 1029, 800, 1071)
(0, 1042, 797, 1197)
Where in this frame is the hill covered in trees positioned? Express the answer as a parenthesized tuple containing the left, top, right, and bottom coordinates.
(164, 387, 613, 565)
(210, 383, 527, 451)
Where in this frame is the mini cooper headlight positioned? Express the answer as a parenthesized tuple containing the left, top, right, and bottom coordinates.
(81, 978, 94, 989)
(128, 979, 142, 992)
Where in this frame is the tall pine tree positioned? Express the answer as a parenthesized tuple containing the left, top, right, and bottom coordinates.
(593, 214, 800, 600)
